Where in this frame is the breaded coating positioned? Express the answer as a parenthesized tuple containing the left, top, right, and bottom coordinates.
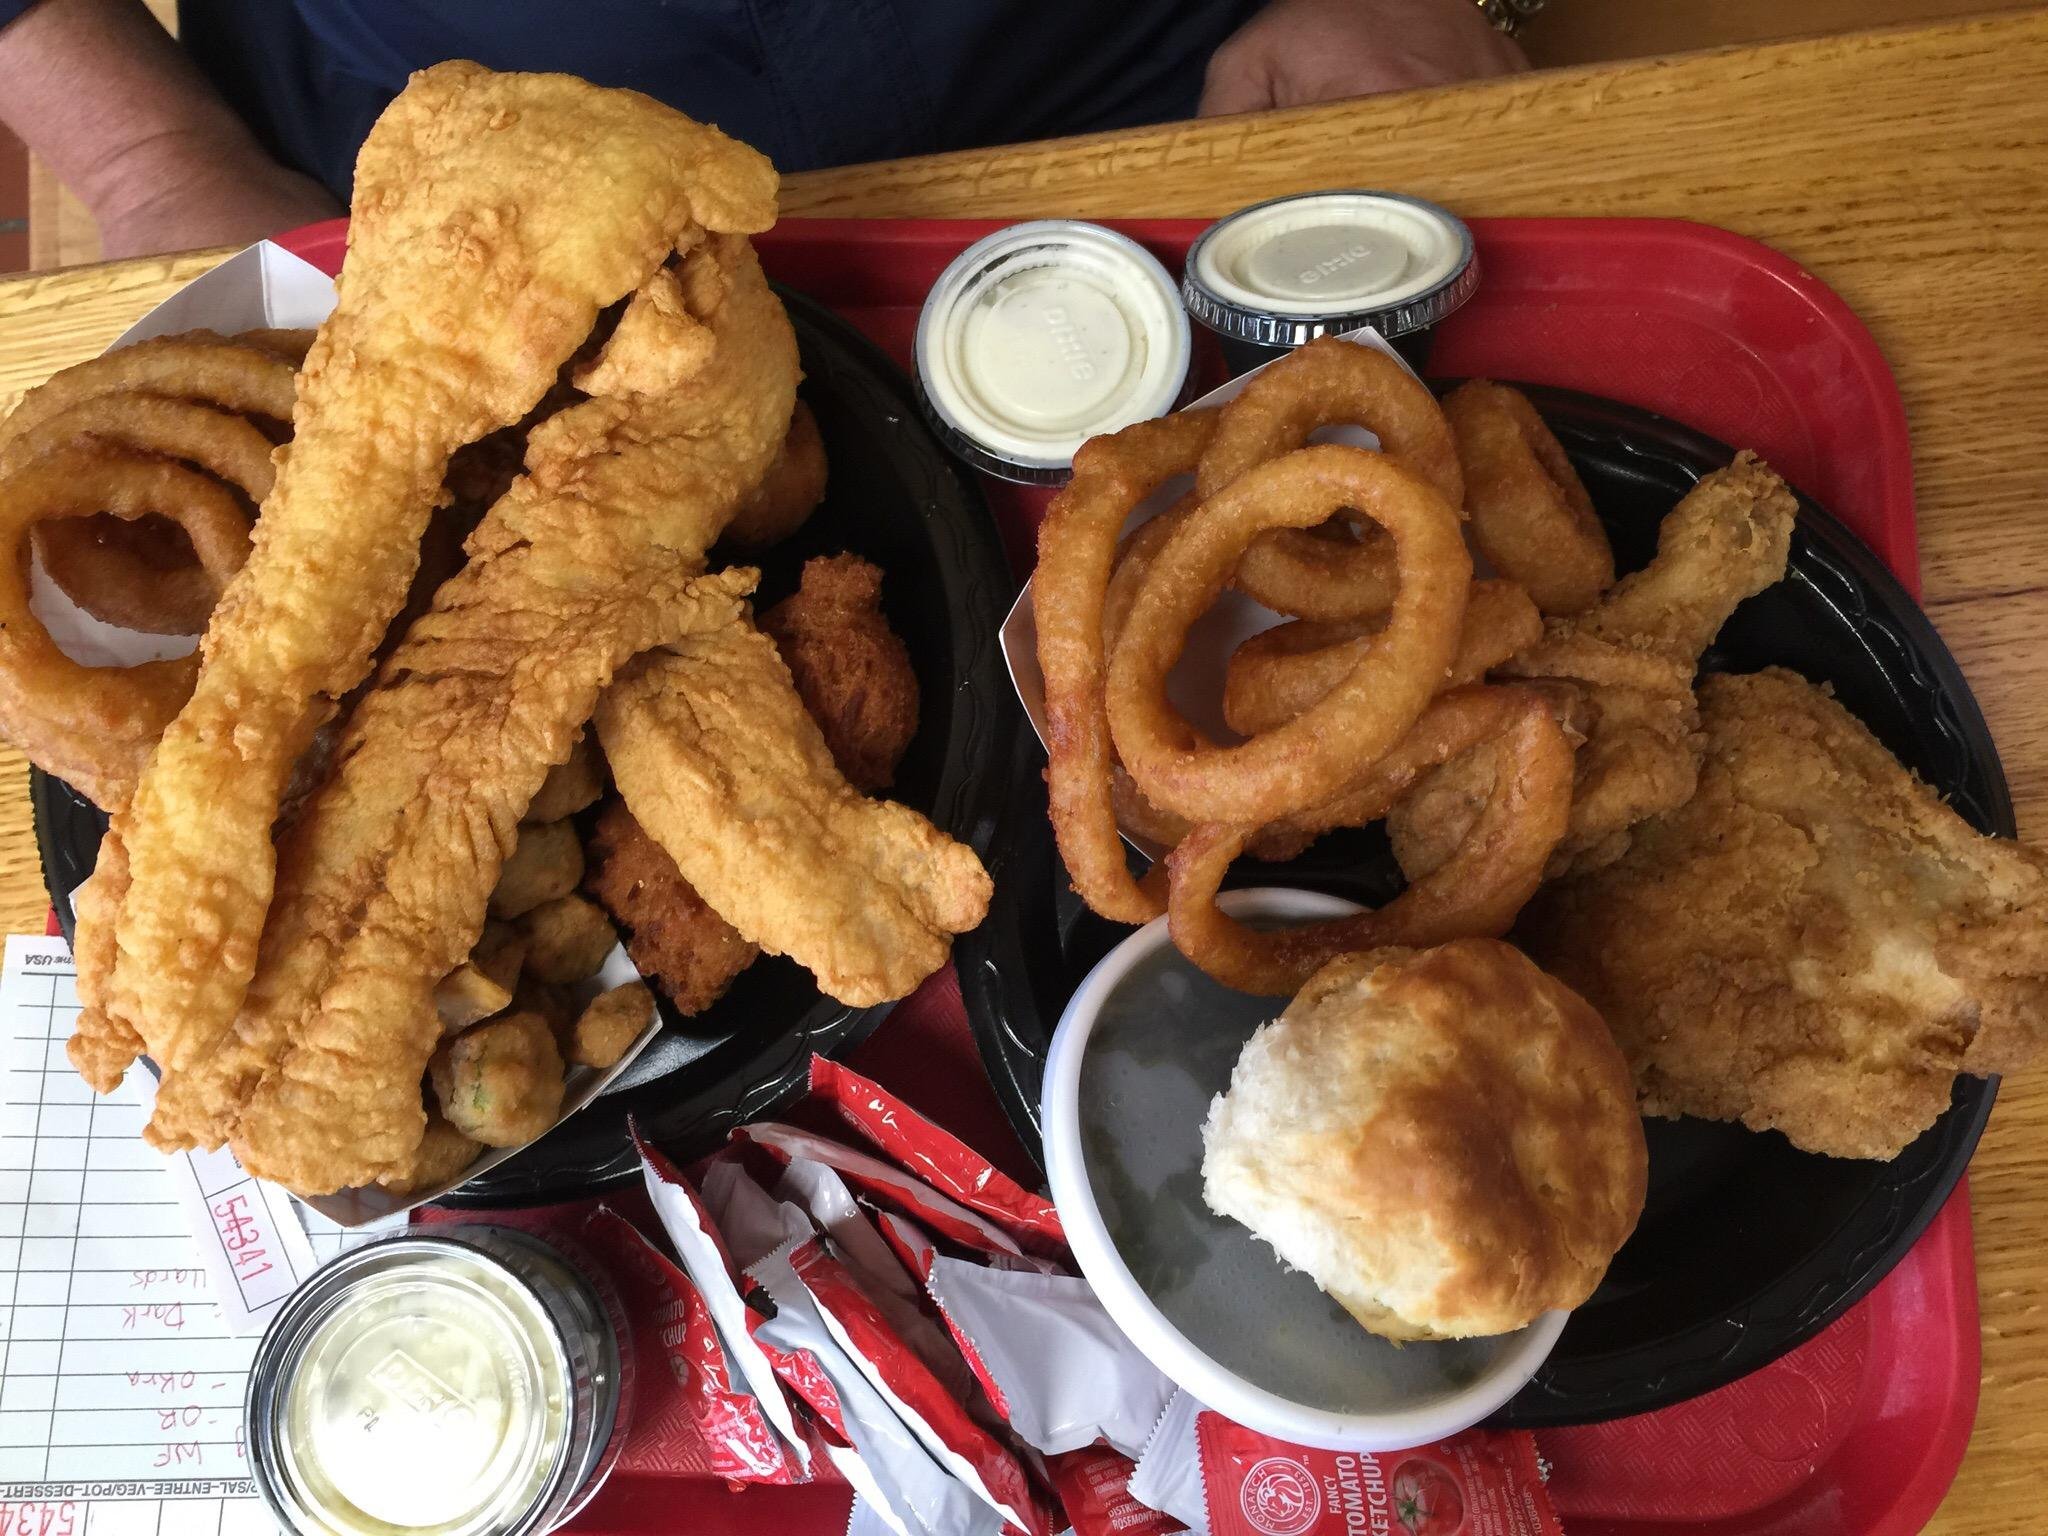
(527, 736, 605, 822)
(490, 821, 585, 920)
(519, 894, 619, 984)
(569, 982, 655, 1069)
(162, 237, 794, 1192)
(430, 1012, 566, 1148)
(433, 962, 512, 1035)
(584, 801, 758, 1015)
(378, 1112, 483, 1195)
(73, 63, 778, 1109)
(723, 400, 827, 548)
(1520, 669, 2048, 1159)
(595, 621, 990, 1008)
(1392, 453, 1797, 881)
(762, 554, 920, 792)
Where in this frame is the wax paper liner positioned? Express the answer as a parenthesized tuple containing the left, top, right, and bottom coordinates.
(635, 1125, 813, 1475)
(924, 1254, 1176, 1459)
(808, 1056, 1067, 1254)
(750, 1234, 1003, 1536)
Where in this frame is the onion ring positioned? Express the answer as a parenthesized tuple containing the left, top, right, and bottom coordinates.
(0, 448, 254, 808)
(6, 396, 277, 634)
(1035, 410, 1216, 922)
(1444, 380, 1612, 616)
(0, 333, 299, 452)
(1198, 338, 1464, 624)
(1165, 686, 1575, 994)
(1106, 442, 1469, 826)
(1222, 578, 1542, 736)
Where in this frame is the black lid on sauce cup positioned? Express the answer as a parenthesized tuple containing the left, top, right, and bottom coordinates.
(1182, 191, 1479, 374)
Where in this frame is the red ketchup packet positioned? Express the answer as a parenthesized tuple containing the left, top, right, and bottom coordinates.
(923, 1254, 1175, 1460)
(1142, 1394, 1563, 1536)
(580, 1206, 802, 1486)
(793, 1239, 1058, 1536)
(771, 1154, 979, 1402)
(749, 1236, 1004, 1536)
(808, 1057, 1068, 1255)
(632, 1124, 814, 1475)
(735, 1121, 1044, 1264)
(1045, 1444, 1188, 1536)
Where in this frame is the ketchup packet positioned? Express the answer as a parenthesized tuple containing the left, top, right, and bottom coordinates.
(1127, 1392, 1209, 1533)
(924, 1255, 1175, 1459)
(581, 1206, 801, 1486)
(809, 1057, 1068, 1254)
(1142, 1400, 1562, 1536)
(793, 1238, 1056, 1536)
(736, 1121, 1036, 1262)
(634, 1126, 813, 1474)
(1046, 1444, 1188, 1536)
(750, 1236, 1004, 1536)
(775, 1155, 978, 1401)
(875, 1209, 940, 1284)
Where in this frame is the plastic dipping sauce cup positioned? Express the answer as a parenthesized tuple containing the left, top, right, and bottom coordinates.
(247, 1226, 631, 1536)
(917, 220, 1191, 485)
(1182, 191, 1478, 376)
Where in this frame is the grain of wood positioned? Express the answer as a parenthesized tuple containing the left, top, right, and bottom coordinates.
(0, 18, 2043, 1531)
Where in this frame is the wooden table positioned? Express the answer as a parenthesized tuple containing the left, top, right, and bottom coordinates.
(1, 12, 2044, 1529)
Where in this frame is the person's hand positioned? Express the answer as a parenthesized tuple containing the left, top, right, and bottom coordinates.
(1200, 0, 1527, 117)
(93, 147, 343, 259)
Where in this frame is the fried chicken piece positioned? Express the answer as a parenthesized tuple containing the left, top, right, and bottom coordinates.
(568, 982, 655, 1069)
(430, 1012, 566, 1148)
(595, 622, 991, 1008)
(527, 735, 604, 821)
(723, 400, 827, 548)
(151, 237, 795, 1190)
(584, 801, 759, 1016)
(1519, 669, 2048, 1160)
(761, 554, 920, 792)
(72, 63, 778, 1104)
(1390, 453, 1797, 881)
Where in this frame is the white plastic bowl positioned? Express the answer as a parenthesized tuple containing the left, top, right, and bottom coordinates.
(1041, 887, 1566, 1451)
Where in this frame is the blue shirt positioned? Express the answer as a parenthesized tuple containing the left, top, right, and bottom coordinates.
(117, 0, 1263, 195)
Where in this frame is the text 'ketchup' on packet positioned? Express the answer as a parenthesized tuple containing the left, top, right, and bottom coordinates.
(581, 1206, 800, 1486)
(1046, 1444, 1188, 1536)
(809, 1056, 1068, 1254)
(1196, 1411, 1561, 1536)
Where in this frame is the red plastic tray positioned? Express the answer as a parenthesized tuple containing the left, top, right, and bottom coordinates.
(276, 216, 1972, 1535)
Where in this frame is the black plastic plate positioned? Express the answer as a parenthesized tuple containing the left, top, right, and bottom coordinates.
(955, 384, 2005, 1425)
(35, 288, 1018, 1207)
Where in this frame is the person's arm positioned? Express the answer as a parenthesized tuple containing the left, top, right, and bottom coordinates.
(0, 0, 339, 258)
(1200, 0, 1526, 117)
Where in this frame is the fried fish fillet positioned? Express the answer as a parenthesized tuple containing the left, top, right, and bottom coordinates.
(149, 234, 796, 1189)
(1390, 452, 1797, 881)
(70, 64, 777, 1099)
(1520, 668, 2048, 1159)
(595, 623, 991, 1010)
